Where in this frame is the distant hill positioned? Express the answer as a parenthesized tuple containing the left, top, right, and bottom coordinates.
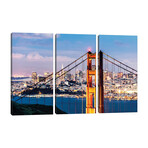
(11, 77, 31, 82)
(11, 77, 30, 80)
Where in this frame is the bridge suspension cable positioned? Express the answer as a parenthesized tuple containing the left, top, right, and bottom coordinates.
(55, 58, 87, 80)
(55, 52, 87, 76)
(99, 50, 137, 113)
(103, 57, 137, 76)
(102, 52, 137, 72)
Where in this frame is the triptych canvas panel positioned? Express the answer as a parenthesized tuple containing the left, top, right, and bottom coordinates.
(11, 33, 137, 115)
(99, 35, 137, 113)
(55, 34, 96, 114)
(11, 33, 53, 115)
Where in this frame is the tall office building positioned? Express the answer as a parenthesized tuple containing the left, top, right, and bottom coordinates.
(44, 72, 49, 77)
(37, 76, 45, 82)
(44, 72, 50, 82)
(32, 72, 37, 83)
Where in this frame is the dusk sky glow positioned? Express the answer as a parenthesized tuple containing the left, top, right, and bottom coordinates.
(56, 34, 96, 71)
(12, 33, 53, 77)
(99, 35, 137, 70)
(11, 33, 137, 77)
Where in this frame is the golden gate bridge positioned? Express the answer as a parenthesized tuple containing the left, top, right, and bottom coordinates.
(11, 50, 137, 113)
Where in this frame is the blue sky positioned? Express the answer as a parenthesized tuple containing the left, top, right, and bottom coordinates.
(99, 35, 137, 70)
(12, 34, 136, 76)
(12, 33, 53, 77)
(56, 34, 96, 71)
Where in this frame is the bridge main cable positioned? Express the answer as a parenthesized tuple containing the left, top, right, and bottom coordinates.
(103, 57, 137, 76)
(55, 52, 87, 75)
(55, 57, 87, 80)
(103, 52, 137, 72)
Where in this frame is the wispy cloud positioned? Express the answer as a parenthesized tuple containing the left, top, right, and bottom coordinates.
(114, 40, 129, 47)
(12, 46, 53, 56)
(12, 52, 52, 62)
(12, 33, 53, 39)
(12, 33, 53, 76)
(12, 53, 25, 59)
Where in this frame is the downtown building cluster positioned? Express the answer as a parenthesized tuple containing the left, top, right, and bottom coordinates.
(103, 71, 137, 100)
(12, 72, 53, 96)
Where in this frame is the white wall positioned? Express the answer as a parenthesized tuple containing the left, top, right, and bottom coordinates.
(0, 0, 148, 148)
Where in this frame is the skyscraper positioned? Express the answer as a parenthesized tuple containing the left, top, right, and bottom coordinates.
(44, 72, 49, 77)
(32, 72, 37, 83)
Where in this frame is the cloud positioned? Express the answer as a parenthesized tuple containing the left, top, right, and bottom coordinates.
(12, 52, 52, 62)
(12, 52, 53, 76)
(12, 53, 25, 59)
(33, 33, 53, 39)
(12, 33, 53, 39)
(26, 52, 52, 62)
